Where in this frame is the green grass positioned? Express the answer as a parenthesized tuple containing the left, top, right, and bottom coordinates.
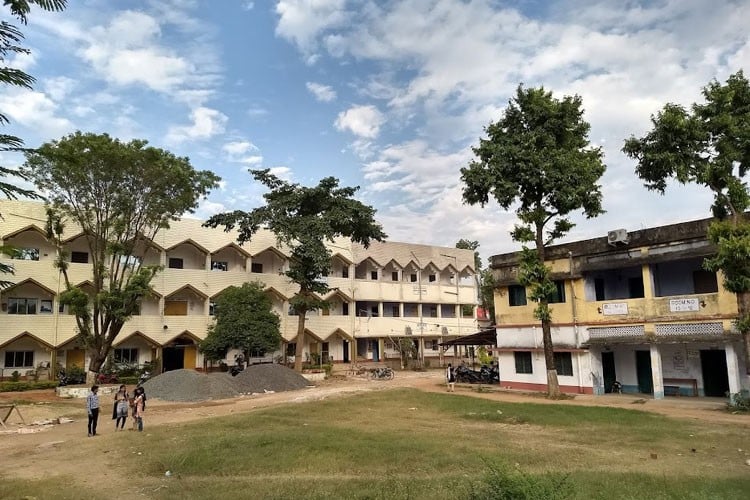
(3, 388, 749, 499)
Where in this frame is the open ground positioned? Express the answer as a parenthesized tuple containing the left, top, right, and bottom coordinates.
(1, 370, 749, 499)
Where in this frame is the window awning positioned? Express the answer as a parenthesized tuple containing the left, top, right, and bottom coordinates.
(439, 328, 496, 347)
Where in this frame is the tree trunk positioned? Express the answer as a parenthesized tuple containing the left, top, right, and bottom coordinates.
(737, 291, 750, 375)
(294, 310, 307, 373)
(541, 316, 561, 397)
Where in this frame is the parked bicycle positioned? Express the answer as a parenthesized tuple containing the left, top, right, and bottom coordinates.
(347, 364, 369, 378)
(369, 367, 395, 380)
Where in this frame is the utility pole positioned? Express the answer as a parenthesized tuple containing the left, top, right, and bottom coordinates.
(410, 251, 425, 366)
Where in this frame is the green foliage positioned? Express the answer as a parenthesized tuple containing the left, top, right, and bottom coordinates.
(518, 247, 555, 322)
(461, 85, 606, 247)
(199, 282, 281, 361)
(467, 461, 572, 500)
(205, 169, 385, 370)
(0, 380, 58, 392)
(624, 71, 750, 220)
(10, 370, 20, 382)
(727, 390, 750, 412)
(21, 132, 219, 373)
(477, 346, 493, 365)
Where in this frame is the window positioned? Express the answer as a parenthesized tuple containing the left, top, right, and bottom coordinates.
(549, 280, 566, 304)
(286, 343, 296, 356)
(251, 262, 263, 273)
(211, 261, 228, 271)
(428, 274, 436, 282)
(508, 285, 527, 306)
(693, 270, 718, 293)
(370, 270, 378, 280)
(392, 271, 399, 281)
(370, 305, 379, 317)
(40, 300, 53, 314)
(209, 301, 217, 316)
(119, 255, 142, 267)
(342, 303, 349, 315)
(71, 251, 89, 263)
(430, 339, 438, 351)
(554, 352, 573, 376)
(341, 267, 349, 278)
(428, 305, 437, 317)
(461, 304, 474, 317)
(514, 351, 533, 374)
(113, 348, 138, 364)
(391, 305, 399, 317)
(12, 247, 39, 261)
(4, 351, 33, 368)
(628, 277, 644, 298)
(594, 278, 605, 301)
(8, 297, 37, 314)
(168, 257, 184, 269)
(410, 273, 417, 282)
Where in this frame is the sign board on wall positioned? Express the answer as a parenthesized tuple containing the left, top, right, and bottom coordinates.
(602, 302, 628, 315)
(669, 298, 700, 312)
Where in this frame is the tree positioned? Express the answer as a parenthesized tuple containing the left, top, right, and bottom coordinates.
(1, 0, 67, 287)
(22, 131, 220, 377)
(199, 282, 281, 363)
(461, 85, 606, 397)
(623, 70, 750, 375)
(205, 169, 386, 372)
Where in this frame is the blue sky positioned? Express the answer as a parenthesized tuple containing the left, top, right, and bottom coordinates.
(2, 0, 749, 264)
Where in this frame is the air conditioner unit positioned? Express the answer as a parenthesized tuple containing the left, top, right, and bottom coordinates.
(607, 229, 629, 246)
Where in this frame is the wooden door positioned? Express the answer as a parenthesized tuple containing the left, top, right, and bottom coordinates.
(183, 346, 197, 369)
(66, 349, 85, 370)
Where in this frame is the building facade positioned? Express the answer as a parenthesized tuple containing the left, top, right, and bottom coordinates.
(0, 201, 478, 378)
(490, 217, 749, 399)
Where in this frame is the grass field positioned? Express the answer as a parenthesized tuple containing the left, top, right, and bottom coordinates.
(2, 388, 749, 499)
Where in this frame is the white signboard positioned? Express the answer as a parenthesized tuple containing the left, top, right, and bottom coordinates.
(602, 302, 628, 315)
(669, 298, 700, 312)
(412, 285, 427, 295)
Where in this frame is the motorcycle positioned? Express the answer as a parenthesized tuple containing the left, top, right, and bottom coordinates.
(96, 371, 118, 384)
(369, 366, 395, 380)
(454, 365, 483, 384)
(229, 353, 245, 377)
(138, 370, 151, 387)
(480, 364, 500, 384)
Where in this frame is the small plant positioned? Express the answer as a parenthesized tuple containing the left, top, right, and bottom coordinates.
(727, 390, 750, 412)
(467, 460, 573, 500)
(10, 371, 20, 382)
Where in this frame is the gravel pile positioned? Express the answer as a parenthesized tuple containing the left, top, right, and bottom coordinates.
(141, 369, 239, 402)
(141, 364, 312, 402)
(232, 364, 312, 394)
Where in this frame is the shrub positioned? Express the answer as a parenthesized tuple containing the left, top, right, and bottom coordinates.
(0, 381, 59, 392)
(467, 461, 572, 500)
(727, 390, 750, 412)
(10, 371, 20, 382)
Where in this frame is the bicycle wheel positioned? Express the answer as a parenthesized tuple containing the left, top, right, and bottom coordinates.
(386, 369, 394, 380)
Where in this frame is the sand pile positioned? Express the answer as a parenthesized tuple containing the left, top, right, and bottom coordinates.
(142, 364, 313, 402)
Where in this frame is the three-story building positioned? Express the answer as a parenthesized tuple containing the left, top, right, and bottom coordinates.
(0, 201, 478, 377)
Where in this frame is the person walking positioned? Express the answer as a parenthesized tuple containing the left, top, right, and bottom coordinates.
(446, 363, 456, 392)
(133, 387, 145, 432)
(86, 385, 100, 436)
(113, 385, 129, 430)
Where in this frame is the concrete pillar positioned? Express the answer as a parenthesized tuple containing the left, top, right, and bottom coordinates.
(650, 344, 664, 399)
(589, 348, 605, 395)
(205, 253, 211, 271)
(725, 342, 742, 397)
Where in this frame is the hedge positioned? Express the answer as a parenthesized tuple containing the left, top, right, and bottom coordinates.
(0, 381, 59, 392)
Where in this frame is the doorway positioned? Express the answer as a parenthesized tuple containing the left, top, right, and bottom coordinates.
(163, 347, 184, 371)
(602, 351, 616, 393)
(342, 340, 350, 363)
(635, 350, 653, 394)
(700, 349, 729, 397)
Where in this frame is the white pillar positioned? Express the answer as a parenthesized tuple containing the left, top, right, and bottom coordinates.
(589, 348, 605, 395)
(725, 343, 742, 397)
(650, 344, 664, 400)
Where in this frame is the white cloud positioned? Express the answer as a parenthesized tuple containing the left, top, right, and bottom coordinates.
(223, 141, 259, 156)
(43, 76, 76, 101)
(9, 51, 36, 72)
(306, 81, 337, 102)
(0, 89, 75, 139)
(334, 104, 384, 139)
(275, 0, 347, 55)
(165, 106, 228, 144)
(268, 166, 293, 181)
(243, 1, 255, 10)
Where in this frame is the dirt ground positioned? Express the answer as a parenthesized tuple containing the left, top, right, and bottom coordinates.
(1, 370, 747, 493)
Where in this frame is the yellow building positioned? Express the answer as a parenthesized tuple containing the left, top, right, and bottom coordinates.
(491, 217, 748, 398)
(0, 201, 478, 378)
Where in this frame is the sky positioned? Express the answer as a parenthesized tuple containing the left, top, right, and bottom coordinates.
(1, 0, 749, 265)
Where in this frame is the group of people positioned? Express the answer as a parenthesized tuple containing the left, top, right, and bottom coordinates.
(86, 384, 146, 437)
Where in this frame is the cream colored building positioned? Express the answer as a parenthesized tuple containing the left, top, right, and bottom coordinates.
(0, 201, 478, 377)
